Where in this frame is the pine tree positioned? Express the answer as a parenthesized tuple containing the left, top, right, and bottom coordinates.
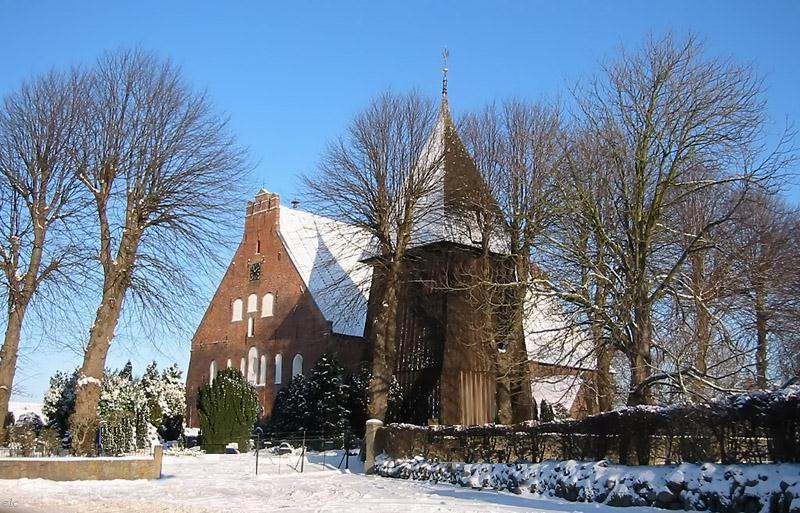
(159, 364, 186, 441)
(540, 399, 555, 422)
(139, 361, 186, 441)
(306, 354, 349, 434)
(268, 374, 310, 432)
(42, 369, 79, 439)
(141, 361, 163, 428)
(197, 368, 258, 453)
(344, 365, 370, 436)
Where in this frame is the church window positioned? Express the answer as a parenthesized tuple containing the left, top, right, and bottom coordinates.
(260, 355, 267, 385)
(247, 293, 258, 313)
(247, 317, 255, 337)
(226, 358, 232, 368)
(262, 293, 274, 317)
(292, 354, 303, 378)
(247, 347, 258, 384)
(209, 360, 217, 384)
(232, 298, 243, 322)
(274, 354, 283, 385)
(256, 239, 261, 253)
(240, 357, 246, 375)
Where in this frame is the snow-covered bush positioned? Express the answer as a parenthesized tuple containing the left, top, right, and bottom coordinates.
(141, 362, 186, 441)
(15, 412, 44, 435)
(42, 360, 187, 454)
(9, 424, 37, 456)
(197, 368, 258, 454)
(376, 456, 800, 513)
(42, 369, 79, 439)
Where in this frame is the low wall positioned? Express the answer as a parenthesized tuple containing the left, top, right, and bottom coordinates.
(0, 445, 163, 481)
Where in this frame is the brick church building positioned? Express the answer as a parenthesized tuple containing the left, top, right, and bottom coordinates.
(185, 87, 596, 428)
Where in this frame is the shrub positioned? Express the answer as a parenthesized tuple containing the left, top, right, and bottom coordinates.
(9, 425, 37, 456)
(16, 412, 44, 435)
(39, 427, 60, 455)
(197, 368, 258, 453)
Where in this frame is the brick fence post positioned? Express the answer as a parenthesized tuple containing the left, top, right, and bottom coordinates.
(364, 419, 383, 474)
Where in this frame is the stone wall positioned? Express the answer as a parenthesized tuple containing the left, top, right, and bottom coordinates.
(0, 445, 163, 481)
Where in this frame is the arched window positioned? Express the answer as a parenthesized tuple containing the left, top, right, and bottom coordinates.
(262, 293, 275, 317)
(292, 354, 303, 378)
(247, 317, 255, 337)
(226, 358, 232, 368)
(274, 354, 283, 385)
(247, 293, 258, 313)
(232, 299, 243, 321)
(260, 355, 267, 385)
(240, 357, 246, 375)
(247, 347, 258, 384)
(209, 360, 218, 384)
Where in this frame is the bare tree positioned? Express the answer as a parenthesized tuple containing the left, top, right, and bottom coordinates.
(542, 34, 791, 405)
(726, 192, 800, 388)
(0, 69, 90, 440)
(459, 99, 568, 421)
(303, 91, 442, 421)
(69, 50, 247, 454)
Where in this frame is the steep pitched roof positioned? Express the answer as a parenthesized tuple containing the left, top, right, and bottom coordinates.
(278, 206, 373, 337)
(410, 100, 506, 253)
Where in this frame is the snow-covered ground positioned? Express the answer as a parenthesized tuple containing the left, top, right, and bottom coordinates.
(0, 450, 661, 513)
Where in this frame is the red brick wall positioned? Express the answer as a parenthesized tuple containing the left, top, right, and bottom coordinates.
(185, 192, 367, 427)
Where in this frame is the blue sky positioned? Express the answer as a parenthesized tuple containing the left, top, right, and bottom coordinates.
(2, 1, 799, 401)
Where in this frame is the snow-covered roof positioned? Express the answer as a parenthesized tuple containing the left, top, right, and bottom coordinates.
(278, 206, 373, 337)
(524, 292, 594, 370)
(531, 375, 584, 412)
(8, 401, 45, 422)
(409, 101, 507, 253)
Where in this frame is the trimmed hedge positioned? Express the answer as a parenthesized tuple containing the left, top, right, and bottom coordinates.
(379, 386, 800, 465)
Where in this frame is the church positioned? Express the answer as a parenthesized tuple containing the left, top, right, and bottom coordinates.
(185, 83, 596, 428)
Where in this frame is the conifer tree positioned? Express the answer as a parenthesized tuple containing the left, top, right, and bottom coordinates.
(268, 375, 309, 432)
(540, 399, 554, 422)
(306, 354, 349, 433)
(197, 368, 258, 453)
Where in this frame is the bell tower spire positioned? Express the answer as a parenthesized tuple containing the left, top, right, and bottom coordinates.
(441, 48, 449, 99)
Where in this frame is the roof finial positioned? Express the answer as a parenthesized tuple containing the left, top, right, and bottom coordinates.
(441, 48, 449, 98)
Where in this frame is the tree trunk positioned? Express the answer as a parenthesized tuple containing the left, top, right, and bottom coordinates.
(367, 262, 400, 421)
(495, 375, 513, 424)
(595, 344, 614, 412)
(504, 253, 534, 424)
(592, 280, 613, 412)
(691, 252, 711, 398)
(627, 304, 653, 406)
(70, 276, 128, 455)
(754, 287, 768, 389)
(0, 304, 27, 441)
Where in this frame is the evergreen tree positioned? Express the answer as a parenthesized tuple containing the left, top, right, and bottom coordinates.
(140, 361, 186, 441)
(99, 365, 151, 453)
(306, 354, 349, 433)
(159, 364, 186, 440)
(141, 361, 163, 428)
(540, 399, 555, 422)
(42, 369, 79, 439)
(344, 365, 370, 436)
(197, 368, 258, 453)
(268, 374, 310, 432)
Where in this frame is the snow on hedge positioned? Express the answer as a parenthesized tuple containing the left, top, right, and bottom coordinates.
(376, 456, 800, 513)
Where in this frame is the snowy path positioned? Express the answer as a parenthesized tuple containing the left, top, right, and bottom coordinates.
(0, 452, 657, 513)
